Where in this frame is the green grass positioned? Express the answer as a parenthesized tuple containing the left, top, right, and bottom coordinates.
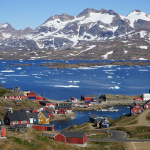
(0, 88, 12, 97)
(125, 120, 138, 125)
(109, 115, 127, 125)
(8, 137, 37, 150)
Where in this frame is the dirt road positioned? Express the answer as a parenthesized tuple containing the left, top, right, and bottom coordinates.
(126, 109, 150, 149)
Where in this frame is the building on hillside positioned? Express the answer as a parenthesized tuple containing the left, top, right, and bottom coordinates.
(81, 95, 98, 101)
(32, 124, 54, 131)
(23, 91, 30, 96)
(0, 84, 2, 88)
(143, 100, 150, 109)
(27, 112, 38, 124)
(14, 124, 27, 132)
(4, 109, 29, 126)
(13, 87, 20, 92)
(130, 102, 143, 115)
(54, 131, 86, 145)
(38, 101, 55, 108)
(89, 114, 102, 123)
(4, 91, 24, 100)
(38, 111, 49, 124)
(55, 103, 72, 114)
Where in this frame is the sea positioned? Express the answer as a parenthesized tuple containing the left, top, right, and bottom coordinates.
(0, 59, 150, 130)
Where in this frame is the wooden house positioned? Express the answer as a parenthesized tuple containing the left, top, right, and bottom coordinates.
(14, 124, 27, 132)
(130, 102, 143, 115)
(27, 112, 38, 124)
(13, 87, 20, 92)
(38, 111, 49, 124)
(89, 114, 102, 123)
(143, 100, 150, 109)
(81, 95, 98, 102)
(54, 131, 86, 145)
(55, 103, 72, 114)
(38, 101, 55, 108)
(4, 91, 23, 100)
(32, 124, 54, 131)
(4, 109, 29, 126)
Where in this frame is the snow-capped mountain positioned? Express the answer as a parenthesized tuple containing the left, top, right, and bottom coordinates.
(0, 8, 150, 60)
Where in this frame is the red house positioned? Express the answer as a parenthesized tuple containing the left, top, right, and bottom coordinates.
(143, 100, 150, 109)
(81, 95, 98, 102)
(130, 102, 143, 115)
(32, 124, 54, 131)
(4, 109, 29, 126)
(54, 131, 86, 145)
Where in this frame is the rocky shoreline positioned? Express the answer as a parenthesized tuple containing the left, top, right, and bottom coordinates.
(36, 61, 150, 69)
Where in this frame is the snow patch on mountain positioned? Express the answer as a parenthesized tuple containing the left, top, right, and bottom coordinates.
(101, 51, 113, 59)
(0, 23, 8, 28)
(126, 11, 150, 27)
(140, 31, 147, 38)
(138, 45, 148, 49)
(80, 12, 115, 24)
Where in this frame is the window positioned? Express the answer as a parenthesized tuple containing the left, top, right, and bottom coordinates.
(13, 121, 18, 124)
(34, 119, 36, 121)
(21, 121, 27, 124)
(41, 115, 43, 118)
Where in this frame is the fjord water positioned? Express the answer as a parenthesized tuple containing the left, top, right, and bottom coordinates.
(0, 60, 149, 129)
(1, 60, 150, 100)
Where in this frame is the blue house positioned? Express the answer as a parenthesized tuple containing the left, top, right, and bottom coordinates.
(27, 112, 38, 124)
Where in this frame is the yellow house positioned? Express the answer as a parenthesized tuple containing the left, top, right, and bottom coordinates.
(38, 111, 49, 124)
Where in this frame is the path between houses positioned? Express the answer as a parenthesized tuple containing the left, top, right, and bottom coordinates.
(125, 109, 150, 127)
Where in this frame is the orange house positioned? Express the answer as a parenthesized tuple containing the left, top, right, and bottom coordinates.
(38, 111, 49, 124)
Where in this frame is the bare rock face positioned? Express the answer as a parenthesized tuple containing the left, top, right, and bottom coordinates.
(100, 94, 141, 101)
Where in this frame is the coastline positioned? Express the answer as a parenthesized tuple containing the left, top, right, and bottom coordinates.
(36, 61, 150, 69)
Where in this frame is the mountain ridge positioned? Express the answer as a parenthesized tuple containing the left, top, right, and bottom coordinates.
(0, 8, 150, 60)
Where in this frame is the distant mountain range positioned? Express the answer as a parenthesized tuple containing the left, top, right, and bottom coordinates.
(0, 8, 150, 60)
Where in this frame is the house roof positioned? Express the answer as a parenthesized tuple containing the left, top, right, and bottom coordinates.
(40, 111, 49, 118)
(55, 103, 72, 109)
(7, 109, 29, 121)
(81, 95, 98, 98)
(143, 100, 150, 106)
(15, 124, 27, 128)
(4, 91, 24, 97)
(27, 112, 38, 118)
(89, 114, 100, 119)
(60, 131, 85, 138)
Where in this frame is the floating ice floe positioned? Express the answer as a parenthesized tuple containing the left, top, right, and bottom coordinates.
(68, 81, 80, 83)
(139, 69, 149, 71)
(108, 76, 113, 78)
(110, 86, 121, 89)
(4, 75, 29, 76)
(54, 85, 79, 88)
(35, 76, 41, 78)
(1, 69, 14, 72)
(78, 66, 98, 70)
(17, 67, 22, 70)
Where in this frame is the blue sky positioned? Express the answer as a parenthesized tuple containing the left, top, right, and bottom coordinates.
(1, 0, 150, 30)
